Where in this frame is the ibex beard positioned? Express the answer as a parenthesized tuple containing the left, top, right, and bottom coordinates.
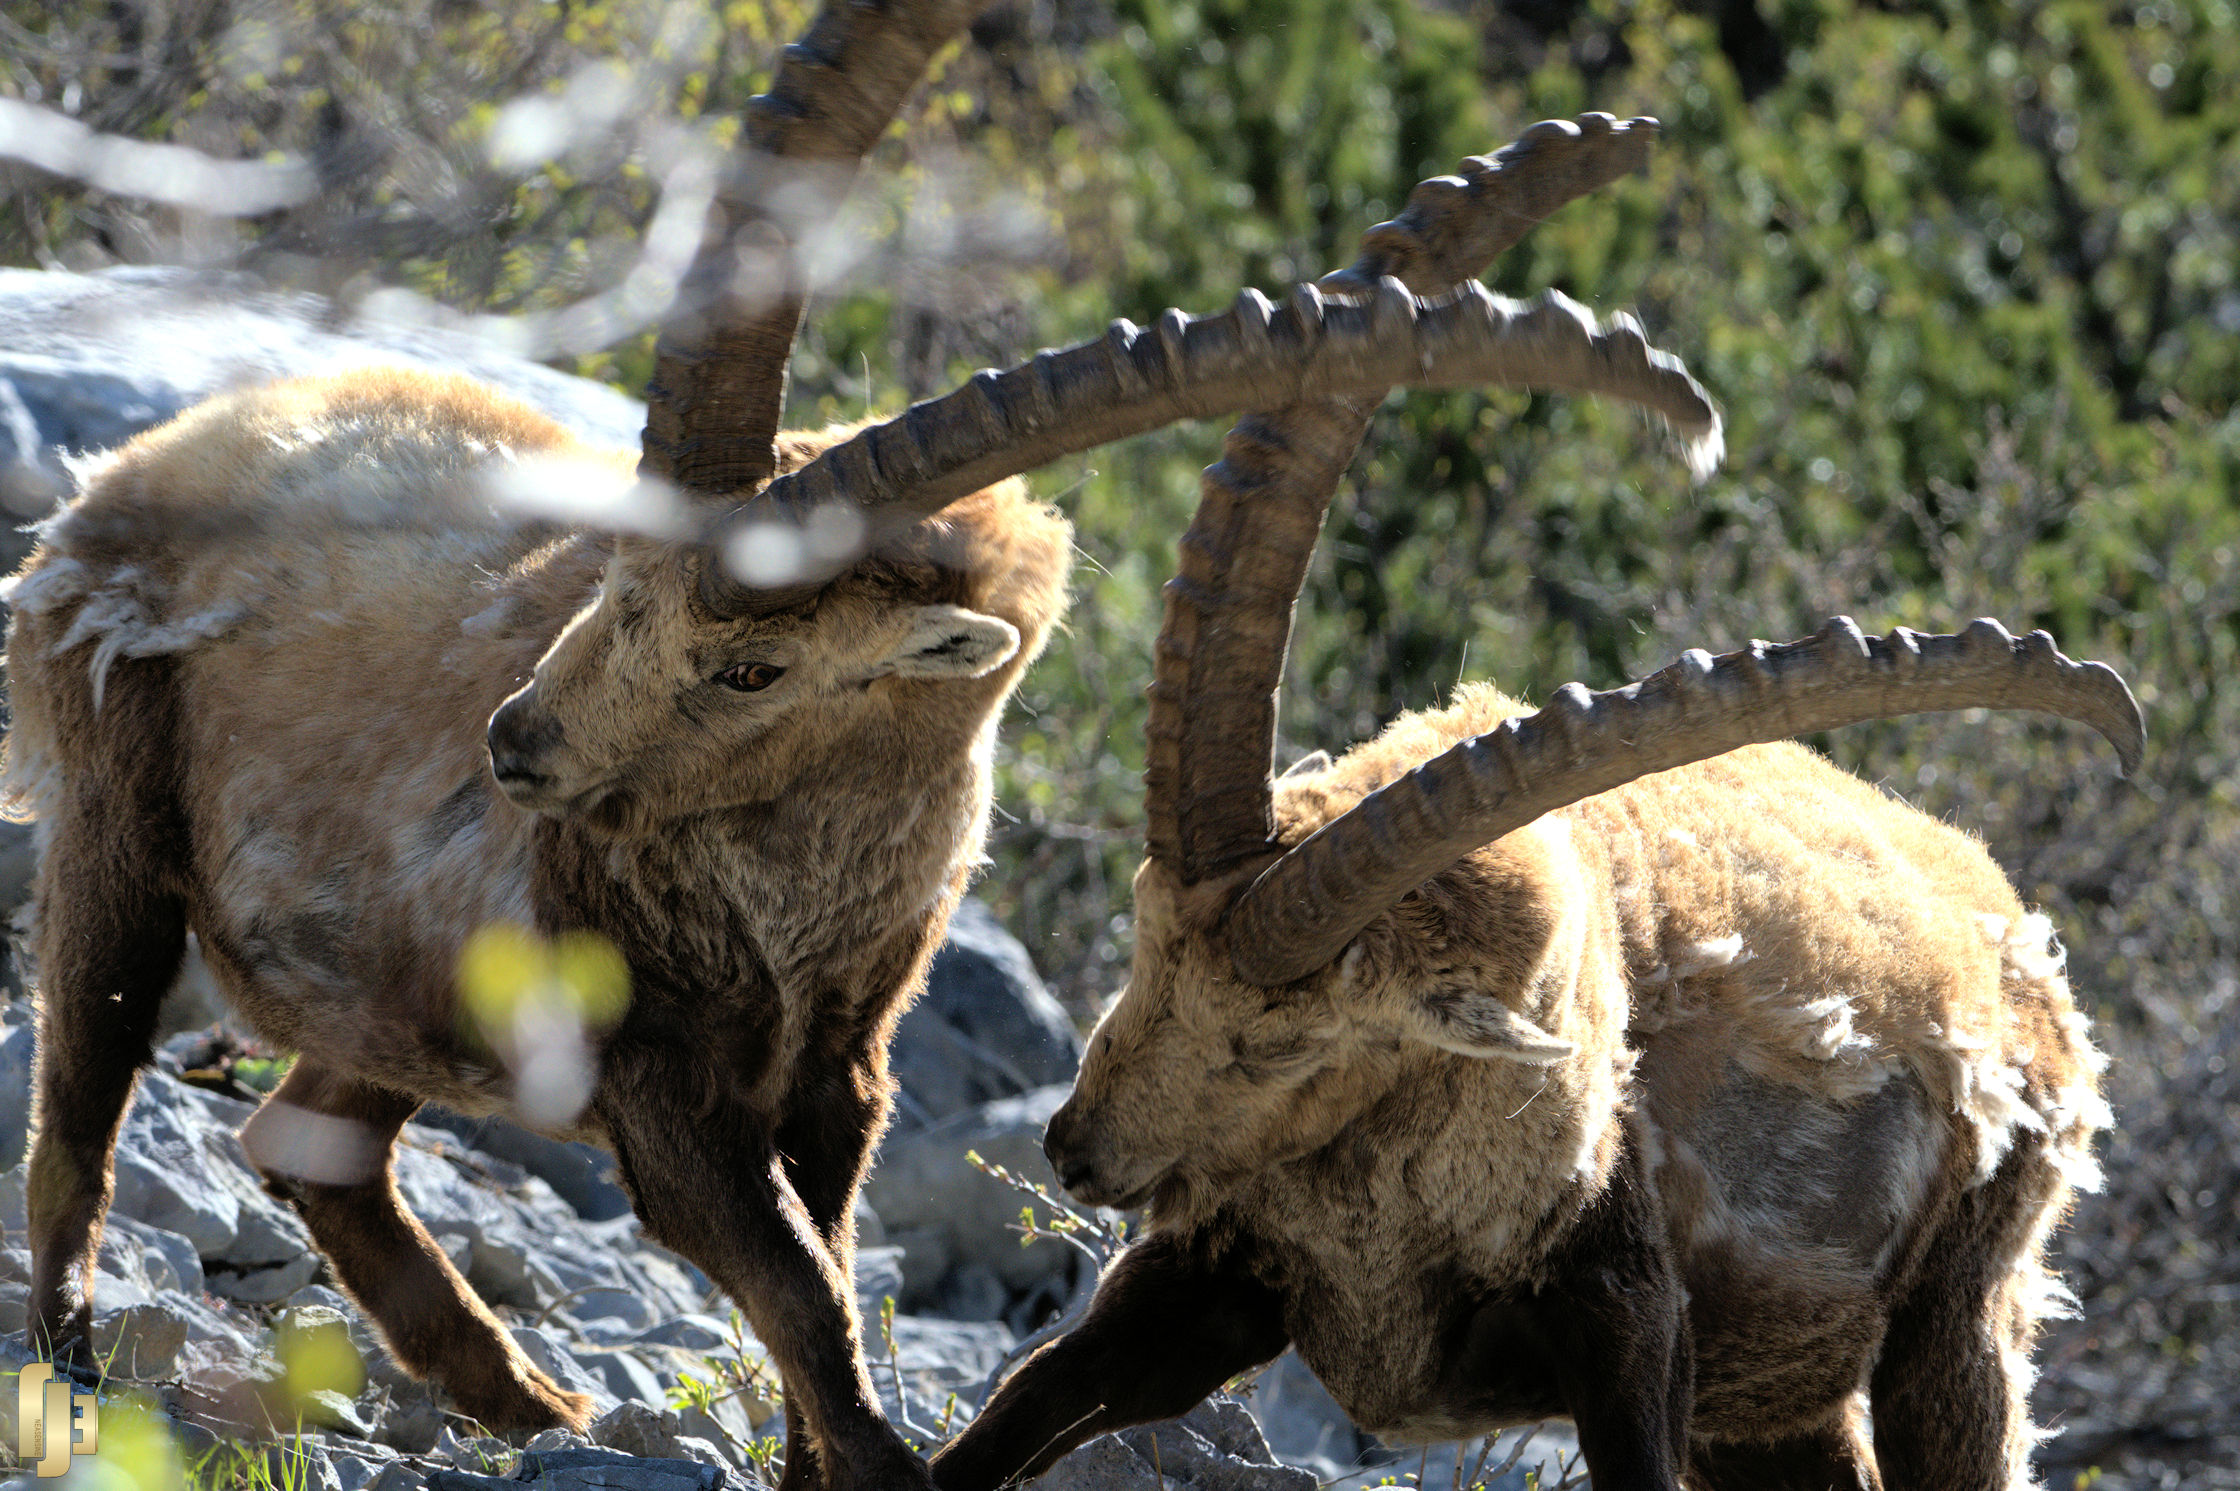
(2, 366, 1069, 1485)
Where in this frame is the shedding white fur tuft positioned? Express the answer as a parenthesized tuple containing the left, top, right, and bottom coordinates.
(32, 564, 248, 707)
(1643, 932, 1750, 986)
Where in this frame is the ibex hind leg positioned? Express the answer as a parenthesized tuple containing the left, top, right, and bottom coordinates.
(24, 662, 189, 1365)
(1870, 1132, 2066, 1491)
(241, 1061, 594, 1431)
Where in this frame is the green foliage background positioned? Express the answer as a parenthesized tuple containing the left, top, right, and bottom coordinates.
(5, 0, 2237, 1479)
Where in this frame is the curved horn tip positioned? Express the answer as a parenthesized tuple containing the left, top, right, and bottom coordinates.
(2083, 659, 2149, 777)
(1997, 620, 2147, 777)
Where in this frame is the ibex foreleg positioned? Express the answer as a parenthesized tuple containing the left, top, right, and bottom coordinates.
(929, 1231, 1289, 1491)
(242, 1063, 594, 1431)
(767, 1077, 896, 1491)
(599, 1046, 928, 1491)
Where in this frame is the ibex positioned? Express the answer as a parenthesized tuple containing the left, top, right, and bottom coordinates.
(928, 131, 2141, 1491)
(3, 2, 1724, 1486)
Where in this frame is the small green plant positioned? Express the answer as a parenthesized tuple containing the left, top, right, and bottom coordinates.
(964, 1149, 1129, 1270)
(228, 1055, 294, 1095)
(186, 1419, 328, 1491)
(664, 1308, 784, 1464)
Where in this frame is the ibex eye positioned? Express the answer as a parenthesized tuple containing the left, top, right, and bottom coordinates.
(717, 663, 785, 693)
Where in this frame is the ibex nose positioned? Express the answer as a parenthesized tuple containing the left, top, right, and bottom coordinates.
(1043, 1098, 1096, 1195)
(487, 693, 562, 787)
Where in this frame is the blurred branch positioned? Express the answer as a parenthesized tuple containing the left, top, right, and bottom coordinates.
(0, 95, 315, 213)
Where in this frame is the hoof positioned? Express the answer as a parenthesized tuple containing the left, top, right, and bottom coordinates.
(447, 1363, 595, 1433)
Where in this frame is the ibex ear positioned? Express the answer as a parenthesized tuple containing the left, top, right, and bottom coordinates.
(875, 604, 1021, 680)
(1403, 986, 1578, 1065)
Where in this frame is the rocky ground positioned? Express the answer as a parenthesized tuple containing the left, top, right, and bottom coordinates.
(0, 906, 1578, 1491)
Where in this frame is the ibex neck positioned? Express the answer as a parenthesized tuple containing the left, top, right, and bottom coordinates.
(534, 747, 988, 1003)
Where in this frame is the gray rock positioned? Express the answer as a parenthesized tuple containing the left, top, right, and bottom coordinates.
(936, 1263, 1010, 1324)
(287, 1284, 359, 1314)
(1120, 1400, 1314, 1491)
(265, 1441, 344, 1491)
(367, 1465, 432, 1491)
(469, 1229, 550, 1311)
(671, 1401, 757, 1465)
(435, 1427, 516, 1474)
(89, 1299, 191, 1378)
(416, 1108, 633, 1224)
(863, 1084, 1078, 1308)
(329, 1443, 405, 1491)
(511, 1326, 621, 1418)
(424, 1472, 520, 1491)
(1317, 1425, 1583, 1491)
(209, 1252, 323, 1304)
(1037, 1434, 1158, 1491)
(876, 1316, 1014, 1424)
(0, 1020, 32, 1170)
(374, 1386, 445, 1456)
(104, 1070, 310, 1267)
(630, 1315, 737, 1353)
(516, 1447, 726, 1491)
(0, 266, 647, 526)
(299, 1389, 379, 1438)
(106, 1214, 207, 1297)
(586, 1404, 704, 1463)
(856, 1245, 908, 1324)
(1042, 1399, 1316, 1491)
(891, 901, 1082, 1128)
(89, 1267, 151, 1313)
(570, 1347, 668, 1409)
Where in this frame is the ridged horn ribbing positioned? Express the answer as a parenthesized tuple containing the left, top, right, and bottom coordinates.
(645, 0, 990, 522)
(1325, 113, 1660, 295)
(1149, 114, 1673, 880)
(702, 279, 1721, 614)
(1226, 617, 2146, 988)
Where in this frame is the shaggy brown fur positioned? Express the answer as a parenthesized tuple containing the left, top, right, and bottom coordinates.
(5, 368, 1070, 1491)
(933, 685, 2106, 1491)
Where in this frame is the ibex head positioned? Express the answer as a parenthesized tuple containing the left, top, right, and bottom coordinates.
(482, 0, 1067, 834)
(1041, 121, 2147, 1223)
(487, 458, 1065, 834)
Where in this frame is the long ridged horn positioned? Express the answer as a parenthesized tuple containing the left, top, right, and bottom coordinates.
(644, 0, 991, 506)
(1226, 617, 2146, 987)
(1149, 114, 1669, 881)
(703, 277, 1720, 614)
